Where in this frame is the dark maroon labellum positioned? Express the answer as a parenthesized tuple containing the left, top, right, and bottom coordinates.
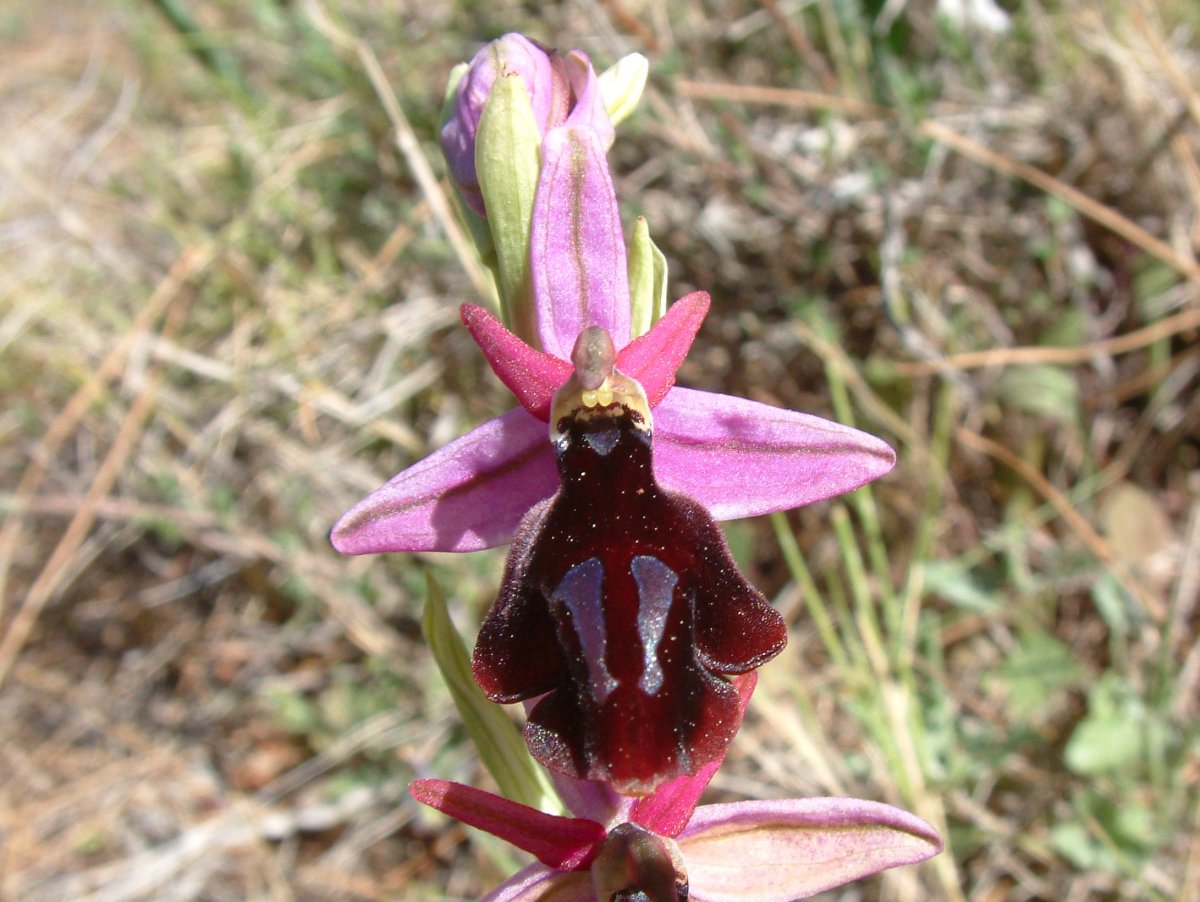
(472, 398, 786, 794)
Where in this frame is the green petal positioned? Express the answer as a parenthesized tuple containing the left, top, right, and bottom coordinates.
(475, 75, 542, 344)
(598, 53, 649, 126)
(627, 216, 669, 338)
(422, 574, 559, 813)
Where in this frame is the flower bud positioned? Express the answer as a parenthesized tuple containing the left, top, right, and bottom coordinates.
(441, 36, 619, 219)
(438, 35, 650, 343)
(440, 34, 569, 216)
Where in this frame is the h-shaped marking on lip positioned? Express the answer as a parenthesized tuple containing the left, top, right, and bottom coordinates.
(551, 555, 679, 702)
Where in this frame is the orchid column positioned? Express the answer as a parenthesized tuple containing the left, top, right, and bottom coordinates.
(332, 33, 942, 900)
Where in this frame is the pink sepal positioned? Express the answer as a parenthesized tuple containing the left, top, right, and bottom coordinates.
(330, 407, 557, 553)
(679, 797, 943, 902)
(653, 387, 896, 520)
(562, 50, 614, 150)
(532, 125, 631, 359)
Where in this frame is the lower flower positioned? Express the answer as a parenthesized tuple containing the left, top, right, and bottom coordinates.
(411, 780, 943, 902)
(409, 676, 943, 901)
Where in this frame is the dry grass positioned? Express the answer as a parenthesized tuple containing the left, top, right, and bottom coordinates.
(1, 1, 1198, 900)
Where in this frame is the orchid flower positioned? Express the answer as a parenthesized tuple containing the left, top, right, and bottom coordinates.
(469, 320, 788, 793)
(331, 123, 896, 555)
(333, 121, 896, 790)
(409, 677, 944, 901)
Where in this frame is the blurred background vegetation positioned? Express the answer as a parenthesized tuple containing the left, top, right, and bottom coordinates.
(1, 1, 1197, 899)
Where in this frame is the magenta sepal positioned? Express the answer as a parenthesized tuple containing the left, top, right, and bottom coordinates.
(410, 778, 605, 872)
(331, 386, 895, 554)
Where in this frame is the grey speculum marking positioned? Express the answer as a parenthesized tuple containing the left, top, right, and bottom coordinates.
(551, 557, 617, 701)
(631, 555, 678, 696)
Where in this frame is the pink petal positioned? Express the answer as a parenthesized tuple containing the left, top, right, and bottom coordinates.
(410, 779, 606, 872)
(483, 863, 594, 902)
(630, 672, 756, 838)
(679, 798, 943, 901)
(462, 304, 572, 421)
(330, 408, 557, 553)
(616, 291, 710, 409)
(532, 125, 630, 359)
(653, 387, 896, 520)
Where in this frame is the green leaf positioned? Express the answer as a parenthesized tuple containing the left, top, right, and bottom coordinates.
(1066, 722, 1140, 777)
(1051, 791, 1161, 878)
(997, 365, 1079, 424)
(598, 53, 648, 126)
(1038, 307, 1087, 346)
(421, 574, 559, 812)
(1049, 821, 1119, 873)
(475, 75, 542, 343)
(1131, 258, 1179, 317)
(994, 632, 1084, 722)
(1064, 677, 1144, 776)
(923, 560, 999, 614)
